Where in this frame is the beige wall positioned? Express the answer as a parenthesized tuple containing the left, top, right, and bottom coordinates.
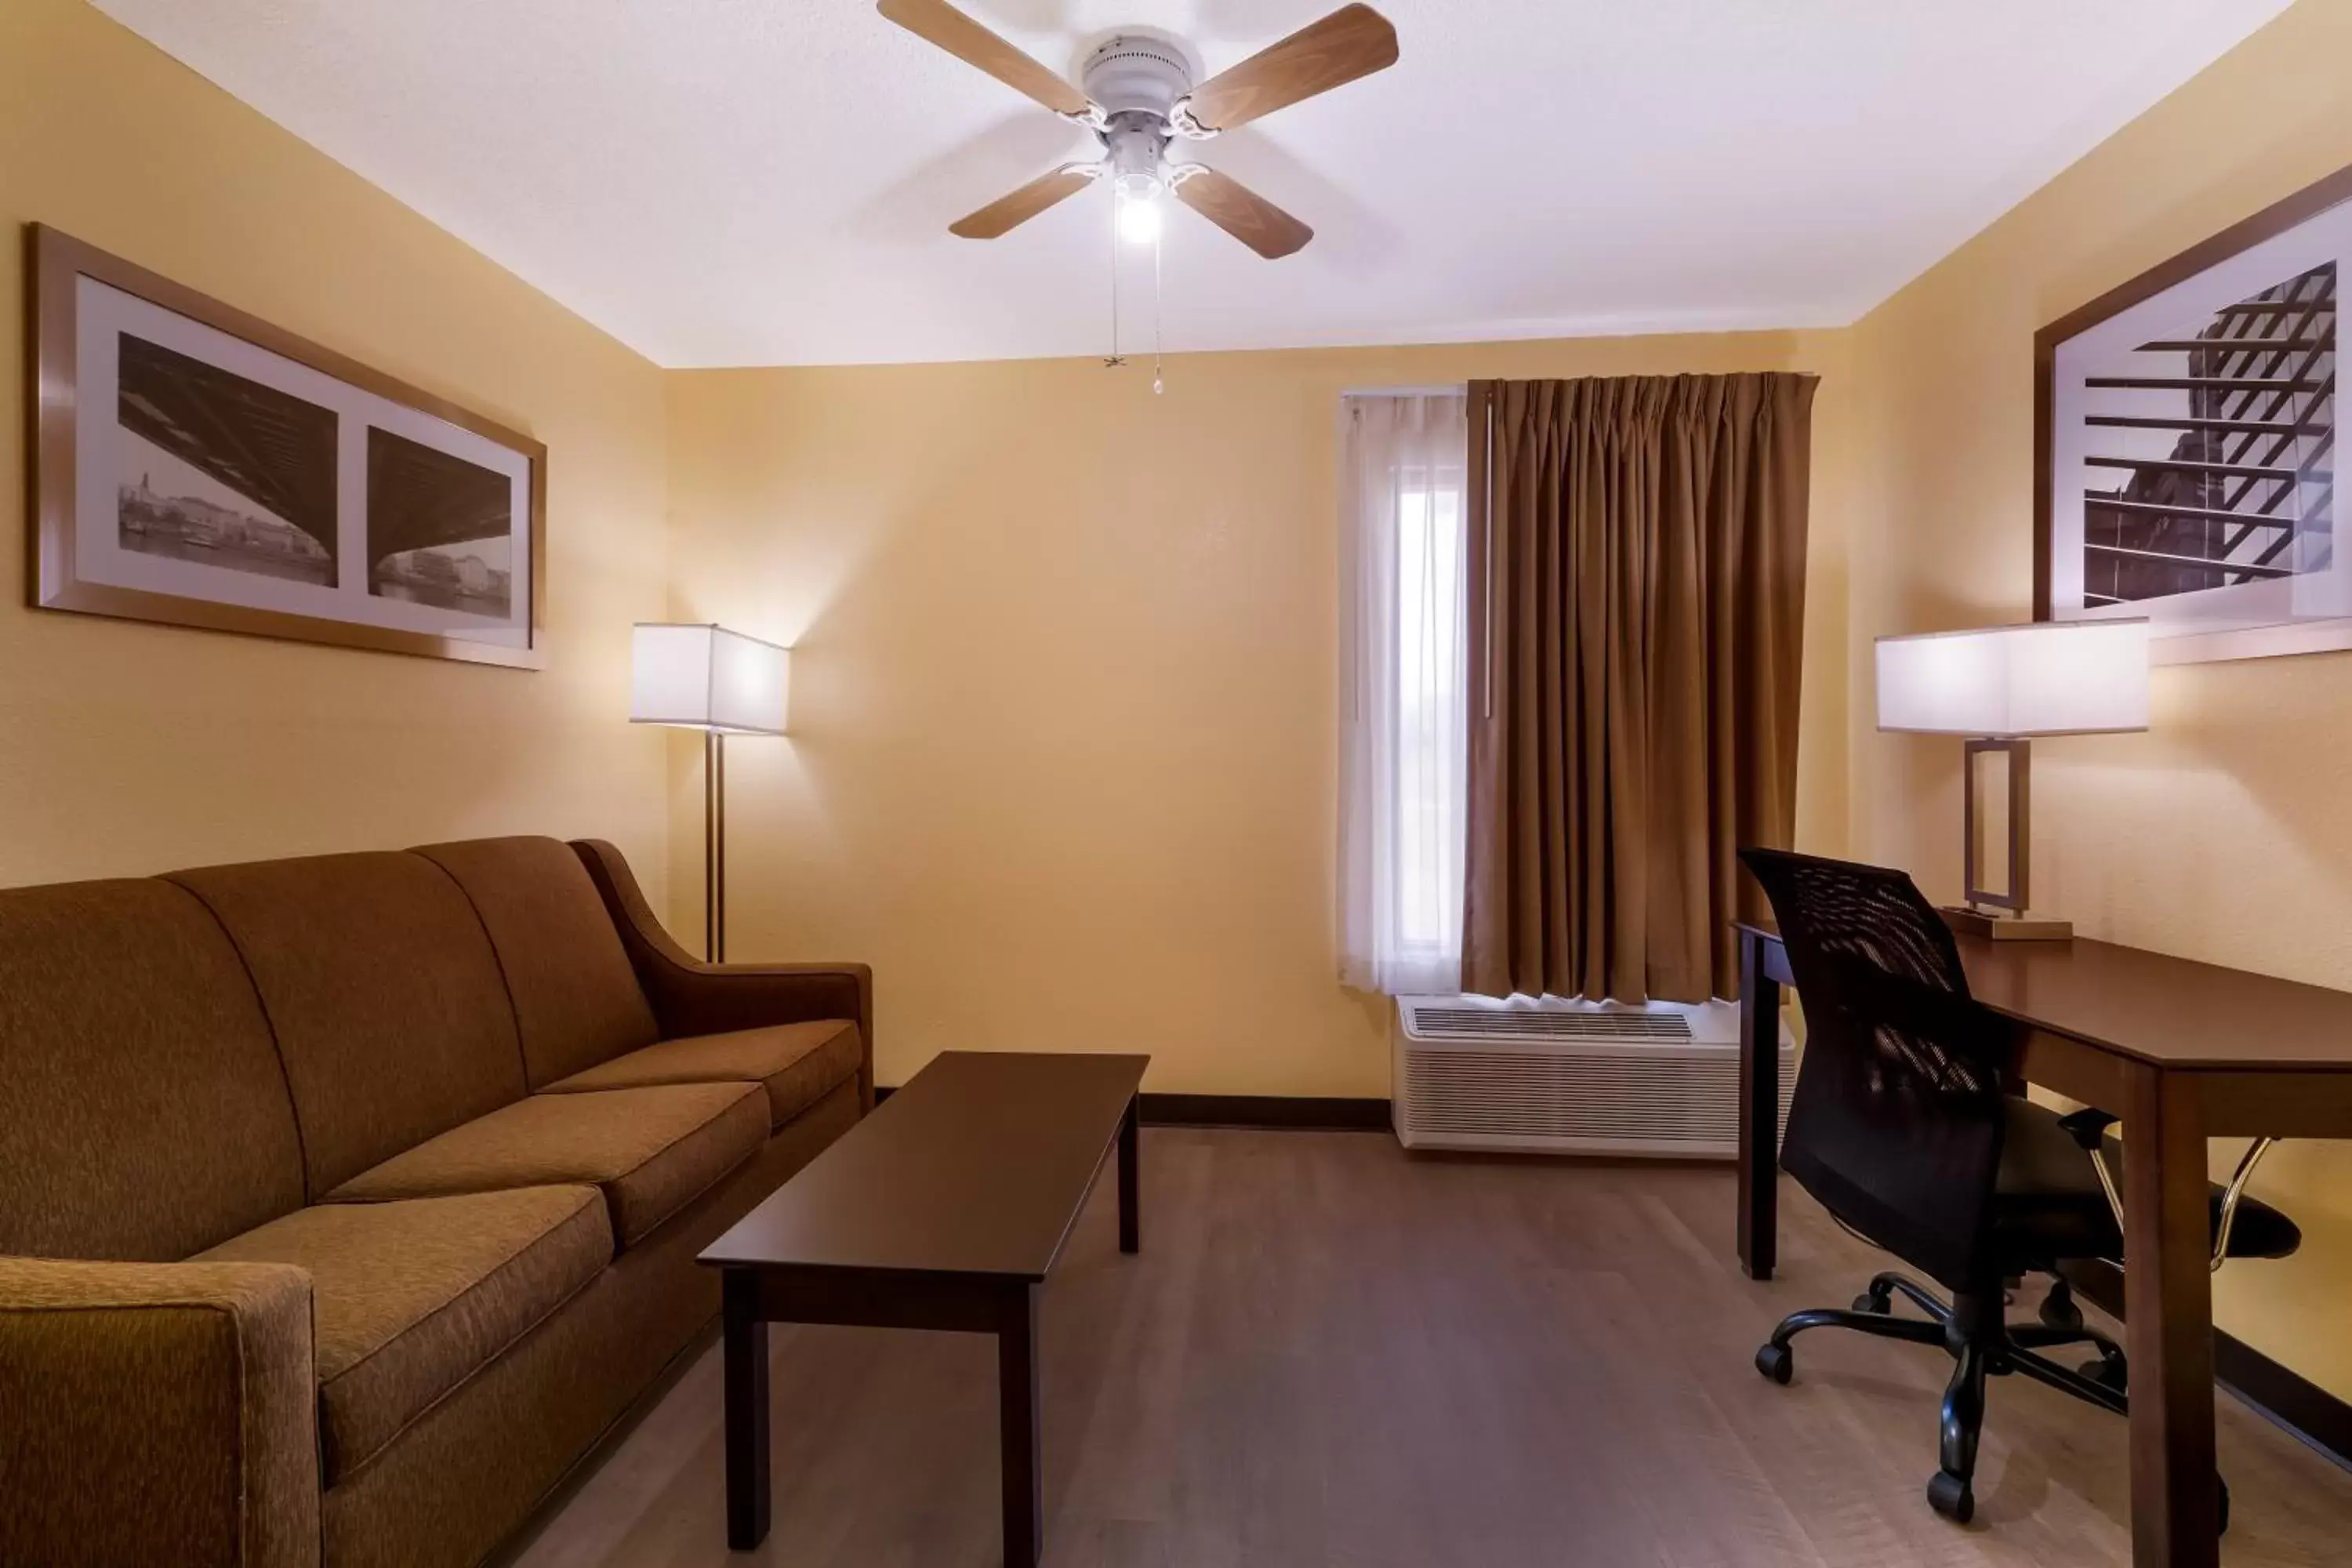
(666, 335, 1853, 1098)
(1, 0, 673, 890)
(20, 0, 2347, 1410)
(1846, 0, 2352, 1398)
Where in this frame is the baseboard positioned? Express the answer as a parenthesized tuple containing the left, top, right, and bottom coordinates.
(873, 1084, 1392, 1132)
(2060, 1260, 2352, 1471)
(1138, 1094, 1392, 1131)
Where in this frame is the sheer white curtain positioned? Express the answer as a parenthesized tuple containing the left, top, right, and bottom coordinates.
(1339, 390, 1470, 996)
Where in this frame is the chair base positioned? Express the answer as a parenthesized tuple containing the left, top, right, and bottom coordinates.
(1759, 1273, 2227, 1532)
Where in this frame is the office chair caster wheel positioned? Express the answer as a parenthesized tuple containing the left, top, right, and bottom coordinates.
(1853, 1290, 1890, 1315)
(2038, 1284, 2084, 1333)
(1926, 1469, 1975, 1524)
(1755, 1343, 1793, 1385)
(2080, 1350, 2128, 1395)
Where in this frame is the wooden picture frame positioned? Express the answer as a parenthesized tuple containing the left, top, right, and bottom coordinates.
(2032, 166, 2343, 667)
(2034, 164, 2352, 666)
(27, 224, 547, 668)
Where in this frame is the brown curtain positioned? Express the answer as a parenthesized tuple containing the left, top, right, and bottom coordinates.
(1461, 374, 1815, 1004)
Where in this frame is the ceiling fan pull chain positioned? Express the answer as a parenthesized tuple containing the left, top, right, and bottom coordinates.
(1152, 225, 1165, 395)
(1105, 184, 1126, 369)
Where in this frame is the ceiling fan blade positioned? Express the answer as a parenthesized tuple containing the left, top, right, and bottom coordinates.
(1181, 4, 1399, 132)
(1173, 168, 1313, 259)
(950, 165, 1099, 239)
(877, 0, 1091, 117)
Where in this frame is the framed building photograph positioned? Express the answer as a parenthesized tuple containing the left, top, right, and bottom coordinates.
(2037, 165, 2350, 666)
(29, 225, 545, 668)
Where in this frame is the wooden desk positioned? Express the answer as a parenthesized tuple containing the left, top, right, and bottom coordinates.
(1735, 922, 2352, 1568)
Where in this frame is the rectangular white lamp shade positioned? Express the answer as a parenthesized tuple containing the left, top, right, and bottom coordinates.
(1876, 619, 2150, 737)
(630, 623, 789, 735)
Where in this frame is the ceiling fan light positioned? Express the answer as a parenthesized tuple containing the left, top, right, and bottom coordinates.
(1116, 185, 1163, 245)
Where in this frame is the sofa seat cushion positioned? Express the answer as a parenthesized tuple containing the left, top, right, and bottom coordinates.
(325, 1083, 768, 1247)
(543, 1021, 862, 1130)
(198, 1185, 609, 1483)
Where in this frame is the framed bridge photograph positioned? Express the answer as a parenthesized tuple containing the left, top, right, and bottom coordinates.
(2037, 164, 2347, 665)
(28, 225, 545, 668)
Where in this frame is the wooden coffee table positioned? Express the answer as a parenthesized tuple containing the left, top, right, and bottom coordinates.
(700, 1050, 1148, 1565)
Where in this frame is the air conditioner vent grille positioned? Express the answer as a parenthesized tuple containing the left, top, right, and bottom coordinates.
(1403, 1049, 1791, 1145)
(1406, 1006, 1694, 1043)
(1391, 998, 1795, 1157)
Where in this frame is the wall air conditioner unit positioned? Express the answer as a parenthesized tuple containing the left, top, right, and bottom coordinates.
(1392, 994, 1795, 1158)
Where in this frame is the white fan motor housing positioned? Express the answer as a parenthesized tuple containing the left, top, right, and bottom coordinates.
(1080, 32, 1194, 119)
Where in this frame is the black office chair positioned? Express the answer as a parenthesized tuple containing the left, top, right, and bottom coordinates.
(1737, 848, 2301, 1529)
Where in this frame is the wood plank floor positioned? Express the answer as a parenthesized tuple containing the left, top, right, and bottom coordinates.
(508, 1129, 2352, 1567)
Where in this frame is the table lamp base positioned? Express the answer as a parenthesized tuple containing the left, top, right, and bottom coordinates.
(1941, 905, 2073, 942)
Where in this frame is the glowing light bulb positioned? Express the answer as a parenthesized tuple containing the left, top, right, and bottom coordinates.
(1116, 189, 1163, 245)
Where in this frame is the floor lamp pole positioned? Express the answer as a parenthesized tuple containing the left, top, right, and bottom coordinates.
(703, 729, 726, 963)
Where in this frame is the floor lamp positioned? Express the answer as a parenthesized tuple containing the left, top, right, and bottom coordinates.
(1874, 618, 2148, 941)
(630, 623, 790, 962)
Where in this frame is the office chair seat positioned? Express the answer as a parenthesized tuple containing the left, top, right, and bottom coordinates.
(1989, 1098, 2303, 1267)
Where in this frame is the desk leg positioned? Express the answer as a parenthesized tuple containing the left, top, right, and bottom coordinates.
(1737, 929, 1780, 1281)
(722, 1269, 771, 1552)
(998, 1283, 1043, 1567)
(2122, 1065, 2220, 1568)
(1118, 1094, 1141, 1255)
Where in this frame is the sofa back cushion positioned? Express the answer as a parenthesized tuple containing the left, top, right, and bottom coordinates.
(0, 879, 306, 1260)
(412, 837, 659, 1087)
(169, 852, 528, 1197)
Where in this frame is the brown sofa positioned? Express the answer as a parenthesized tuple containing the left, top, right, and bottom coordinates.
(0, 836, 872, 1568)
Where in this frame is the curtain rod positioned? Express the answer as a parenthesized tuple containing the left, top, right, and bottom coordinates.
(1339, 384, 1468, 398)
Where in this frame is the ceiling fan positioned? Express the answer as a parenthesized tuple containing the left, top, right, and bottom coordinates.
(877, 0, 1400, 260)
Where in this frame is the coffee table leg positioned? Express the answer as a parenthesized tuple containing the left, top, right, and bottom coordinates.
(998, 1283, 1042, 1566)
(1118, 1094, 1140, 1255)
(723, 1269, 771, 1552)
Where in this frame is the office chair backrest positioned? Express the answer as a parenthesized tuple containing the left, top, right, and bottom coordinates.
(1739, 848, 2015, 1290)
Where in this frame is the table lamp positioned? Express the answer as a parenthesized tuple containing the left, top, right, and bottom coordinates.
(1875, 619, 2148, 941)
(630, 623, 790, 961)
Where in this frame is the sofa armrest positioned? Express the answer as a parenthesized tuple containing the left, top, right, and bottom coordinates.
(571, 838, 875, 1109)
(0, 1257, 318, 1568)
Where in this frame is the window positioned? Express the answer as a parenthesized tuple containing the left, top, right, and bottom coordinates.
(1338, 392, 1470, 995)
(1394, 482, 1465, 952)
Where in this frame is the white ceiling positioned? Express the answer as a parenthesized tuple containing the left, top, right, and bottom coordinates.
(96, 0, 2292, 368)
